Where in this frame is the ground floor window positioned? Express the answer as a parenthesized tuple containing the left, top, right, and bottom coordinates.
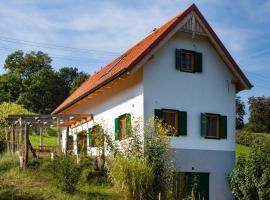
(173, 172, 209, 200)
(115, 113, 131, 140)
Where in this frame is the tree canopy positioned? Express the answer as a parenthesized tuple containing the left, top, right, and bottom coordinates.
(248, 96, 270, 133)
(236, 96, 246, 129)
(0, 51, 88, 114)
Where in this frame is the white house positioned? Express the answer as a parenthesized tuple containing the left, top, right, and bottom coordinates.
(52, 4, 252, 200)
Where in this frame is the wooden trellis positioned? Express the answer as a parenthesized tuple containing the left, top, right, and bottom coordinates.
(5, 114, 92, 168)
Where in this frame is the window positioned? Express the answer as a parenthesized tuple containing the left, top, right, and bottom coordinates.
(180, 50, 195, 72)
(201, 113, 227, 139)
(206, 114, 220, 138)
(162, 109, 179, 135)
(77, 131, 87, 154)
(115, 113, 131, 140)
(89, 125, 102, 147)
(173, 172, 209, 200)
(175, 49, 202, 73)
(154, 109, 187, 136)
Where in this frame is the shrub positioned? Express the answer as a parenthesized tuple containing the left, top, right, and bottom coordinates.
(236, 130, 270, 147)
(144, 118, 174, 198)
(48, 155, 81, 193)
(108, 155, 154, 200)
(230, 142, 270, 199)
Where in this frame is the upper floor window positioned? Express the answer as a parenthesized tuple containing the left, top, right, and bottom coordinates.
(180, 50, 195, 72)
(176, 49, 202, 73)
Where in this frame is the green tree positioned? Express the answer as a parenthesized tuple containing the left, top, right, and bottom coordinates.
(248, 96, 270, 132)
(0, 102, 32, 153)
(0, 51, 89, 114)
(236, 96, 246, 129)
(70, 72, 88, 94)
(58, 67, 88, 96)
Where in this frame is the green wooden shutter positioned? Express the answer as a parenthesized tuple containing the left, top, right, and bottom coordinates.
(175, 49, 182, 70)
(201, 113, 207, 137)
(195, 52, 202, 72)
(154, 109, 162, 119)
(77, 134, 80, 154)
(115, 117, 120, 140)
(88, 128, 92, 147)
(178, 111, 187, 136)
(83, 133, 87, 154)
(126, 113, 131, 137)
(220, 115, 227, 139)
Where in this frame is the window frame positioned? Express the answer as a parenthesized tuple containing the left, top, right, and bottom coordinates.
(180, 49, 195, 73)
(161, 109, 179, 136)
(205, 113, 220, 139)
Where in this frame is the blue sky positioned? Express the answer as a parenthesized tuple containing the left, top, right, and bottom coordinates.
(0, 0, 270, 120)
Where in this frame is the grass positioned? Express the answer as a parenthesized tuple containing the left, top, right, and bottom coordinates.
(29, 134, 57, 148)
(236, 144, 252, 160)
(0, 154, 123, 200)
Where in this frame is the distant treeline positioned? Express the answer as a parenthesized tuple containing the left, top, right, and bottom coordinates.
(237, 96, 270, 133)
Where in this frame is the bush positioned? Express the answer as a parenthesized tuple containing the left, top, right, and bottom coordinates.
(144, 118, 174, 198)
(236, 130, 270, 147)
(230, 142, 270, 199)
(48, 155, 81, 193)
(108, 155, 154, 200)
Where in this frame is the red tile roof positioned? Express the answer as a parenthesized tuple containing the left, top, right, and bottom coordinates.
(52, 4, 252, 114)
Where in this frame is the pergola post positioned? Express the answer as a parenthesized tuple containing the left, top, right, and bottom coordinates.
(40, 125, 43, 147)
(16, 125, 19, 151)
(5, 127, 10, 152)
(11, 124, 15, 153)
(65, 127, 69, 155)
(57, 118, 61, 155)
(24, 124, 29, 168)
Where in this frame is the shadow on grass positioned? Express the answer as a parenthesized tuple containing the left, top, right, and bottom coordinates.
(0, 184, 45, 200)
(84, 191, 121, 200)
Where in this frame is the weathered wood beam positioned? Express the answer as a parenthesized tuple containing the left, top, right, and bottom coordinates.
(40, 125, 43, 147)
(65, 127, 69, 155)
(11, 124, 15, 153)
(24, 125, 29, 168)
(57, 118, 61, 154)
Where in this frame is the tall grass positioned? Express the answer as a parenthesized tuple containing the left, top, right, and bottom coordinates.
(108, 156, 154, 200)
(0, 152, 18, 174)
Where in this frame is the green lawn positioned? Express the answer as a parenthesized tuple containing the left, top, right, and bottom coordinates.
(29, 134, 57, 148)
(236, 144, 252, 160)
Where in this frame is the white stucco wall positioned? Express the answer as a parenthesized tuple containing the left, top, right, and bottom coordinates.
(143, 32, 236, 151)
(62, 69, 144, 154)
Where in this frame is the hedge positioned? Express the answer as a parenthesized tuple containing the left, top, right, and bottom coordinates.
(236, 131, 270, 147)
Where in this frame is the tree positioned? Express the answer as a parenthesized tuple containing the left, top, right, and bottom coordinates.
(248, 96, 270, 133)
(58, 67, 88, 96)
(0, 51, 89, 114)
(70, 72, 88, 94)
(236, 96, 246, 129)
(0, 102, 32, 153)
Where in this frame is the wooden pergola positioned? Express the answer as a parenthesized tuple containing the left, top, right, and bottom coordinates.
(5, 114, 92, 168)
